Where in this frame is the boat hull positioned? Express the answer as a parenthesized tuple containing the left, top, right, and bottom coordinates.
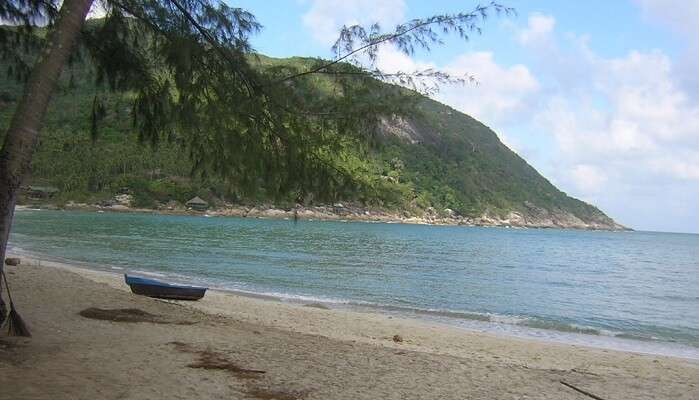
(125, 275, 207, 301)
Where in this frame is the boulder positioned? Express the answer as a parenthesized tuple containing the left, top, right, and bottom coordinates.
(114, 193, 133, 206)
(261, 209, 287, 217)
(4, 258, 21, 266)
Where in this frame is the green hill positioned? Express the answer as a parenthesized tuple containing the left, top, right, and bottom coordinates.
(0, 50, 622, 229)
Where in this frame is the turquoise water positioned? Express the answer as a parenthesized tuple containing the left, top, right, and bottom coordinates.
(9, 210, 699, 358)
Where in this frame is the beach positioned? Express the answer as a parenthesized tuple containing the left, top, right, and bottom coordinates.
(0, 256, 697, 400)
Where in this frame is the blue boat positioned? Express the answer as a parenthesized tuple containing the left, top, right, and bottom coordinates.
(124, 274, 207, 300)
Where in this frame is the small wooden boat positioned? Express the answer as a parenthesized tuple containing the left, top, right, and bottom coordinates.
(124, 274, 207, 300)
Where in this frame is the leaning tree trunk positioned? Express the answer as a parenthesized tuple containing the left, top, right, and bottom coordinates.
(0, 0, 94, 321)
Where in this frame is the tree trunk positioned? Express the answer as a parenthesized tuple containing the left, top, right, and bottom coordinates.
(0, 0, 94, 321)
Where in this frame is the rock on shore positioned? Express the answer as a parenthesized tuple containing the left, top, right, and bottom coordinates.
(211, 203, 627, 231)
(19, 201, 627, 231)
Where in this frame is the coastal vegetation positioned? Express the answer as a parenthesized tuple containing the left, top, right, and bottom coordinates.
(0, 52, 614, 225)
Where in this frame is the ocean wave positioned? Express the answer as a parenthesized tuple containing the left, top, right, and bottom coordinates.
(489, 314, 530, 325)
(362, 305, 608, 337)
(352, 303, 492, 322)
(219, 287, 362, 306)
(613, 333, 661, 342)
(518, 319, 601, 335)
(334, 302, 626, 339)
(130, 270, 168, 278)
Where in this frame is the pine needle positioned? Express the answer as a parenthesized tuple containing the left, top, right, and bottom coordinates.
(5, 306, 30, 337)
(1, 270, 31, 337)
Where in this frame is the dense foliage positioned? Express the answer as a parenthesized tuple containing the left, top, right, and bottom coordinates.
(0, 49, 610, 221)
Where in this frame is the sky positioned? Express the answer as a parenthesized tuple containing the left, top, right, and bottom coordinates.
(222, 0, 699, 233)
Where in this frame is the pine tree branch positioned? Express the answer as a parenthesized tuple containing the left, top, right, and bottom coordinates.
(273, 2, 510, 85)
(165, 0, 257, 96)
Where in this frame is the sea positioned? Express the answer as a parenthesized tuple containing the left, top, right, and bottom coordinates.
(8, 209, 699, 359)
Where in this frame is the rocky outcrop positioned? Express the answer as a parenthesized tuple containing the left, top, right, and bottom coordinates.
(210, 203, 627, 231)
(30, 200, 627, 231)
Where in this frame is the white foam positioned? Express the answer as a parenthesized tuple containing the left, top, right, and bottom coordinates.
(130, 270, 168, 278)
(214, 284, 359, 305)
(489, 314, 530, 325)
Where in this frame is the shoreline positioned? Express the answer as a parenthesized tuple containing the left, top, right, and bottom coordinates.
(16, 202, 629, 231)
(1, 255, 698, 399)
(10, 249, 699, 362)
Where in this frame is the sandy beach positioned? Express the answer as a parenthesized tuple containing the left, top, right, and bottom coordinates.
(0, 256, 697, 400)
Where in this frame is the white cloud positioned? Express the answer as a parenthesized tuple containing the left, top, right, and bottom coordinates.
(517, 13, 555, 46)
(300, 1, 540, 133)
(302, 0, 406, 45)
(634, 0, 699, 36)
(651, 155, 699, 180)
(372, 47, 539, 129)
(436, 52, 539, 126)
(374, 46, 434, 73)
(535, 48, 699, 168)
(634, 0, 699, 99)
(571, 165, 608, 194)
(514, 12, 699, 230)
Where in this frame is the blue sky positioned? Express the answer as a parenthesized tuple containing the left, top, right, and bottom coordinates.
(225, 0, 699, 233)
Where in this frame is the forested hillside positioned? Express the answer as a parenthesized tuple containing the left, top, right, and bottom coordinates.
(0, 40, 621, 229)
